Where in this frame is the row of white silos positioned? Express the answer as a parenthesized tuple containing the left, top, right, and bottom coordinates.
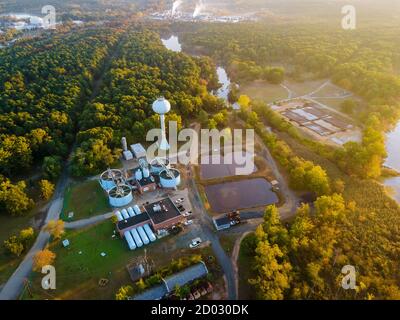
(115, 207, 156, 251)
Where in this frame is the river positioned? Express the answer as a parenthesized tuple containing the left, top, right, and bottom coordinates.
(384, 123, 400, 202)
(161, 35, 231, 100)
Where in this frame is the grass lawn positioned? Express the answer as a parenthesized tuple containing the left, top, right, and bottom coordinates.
(284, 78, 328, 97)
(238, 233, 257, 300)
(0, 212, 38, 284)
(311, 83, 348, 97)
(23, 220, 223, 300)
(60, 180, 110, 221)
(240, 80, 288, 103)
(218, 233, 237, 257)
(314, 98, 347, 111)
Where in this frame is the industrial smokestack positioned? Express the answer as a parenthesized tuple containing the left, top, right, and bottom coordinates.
(172, 0, 183, 16)
(121, 137, 128, 152)
(193, 0, 205, 18)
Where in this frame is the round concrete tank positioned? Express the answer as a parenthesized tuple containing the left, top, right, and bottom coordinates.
(100, 169, 123, 191)
(150, 158, 170, 174)
(108, 185, 133, 207)
(159, 169, 181, 189)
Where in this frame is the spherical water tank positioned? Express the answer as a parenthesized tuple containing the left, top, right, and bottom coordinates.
(108, 185, 133, 207)
(159, 169, 181, 189)
(152, 97, 171, 115)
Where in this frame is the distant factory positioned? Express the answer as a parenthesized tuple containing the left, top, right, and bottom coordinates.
(149, 11, 258, 23)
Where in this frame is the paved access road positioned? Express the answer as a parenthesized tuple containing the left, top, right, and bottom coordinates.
(186, 165, 237, 300)
(0, 168, 69, 300)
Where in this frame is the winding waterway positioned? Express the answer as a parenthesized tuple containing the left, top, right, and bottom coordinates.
(384, 123, 400, 202)
(161, 35, 231, 100)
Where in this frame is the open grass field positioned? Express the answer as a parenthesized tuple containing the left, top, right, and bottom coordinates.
(240, 80, 288, 103)
(314, 98, 347, 111)
(284, 78, 328, 97)
(238, 233, 257, 300)
(311, 83, 349, 97)
(60, 180, 110, 221)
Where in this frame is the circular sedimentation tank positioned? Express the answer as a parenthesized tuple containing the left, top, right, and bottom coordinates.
(100, 169, 123, 191)
(150, 158, 170, 174)
(159, 169, 181, 189)
(108, 184, 133, 207)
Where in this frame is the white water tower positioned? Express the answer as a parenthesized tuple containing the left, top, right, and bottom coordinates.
(152, 97, 171, 151)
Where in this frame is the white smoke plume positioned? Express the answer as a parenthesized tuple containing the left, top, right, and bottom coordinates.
(172, 0, 183, 16)
(193, 0, 206, 18)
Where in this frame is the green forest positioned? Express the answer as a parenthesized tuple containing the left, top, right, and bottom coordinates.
(171, 21, 400, 299)
(71, 28, 223, 176)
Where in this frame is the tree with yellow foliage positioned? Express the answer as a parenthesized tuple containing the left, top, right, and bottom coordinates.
(33, 249, 56, 272)
(238, 95, 251, 109)
(45, 220, 65, 240)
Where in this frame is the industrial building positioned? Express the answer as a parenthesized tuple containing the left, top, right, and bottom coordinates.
(115, 197, 186, 240)
(132, 262, 209, 300)
(98, 97, 182, 207)
(280, 102, 354, 137)
(213, 211, 241, 231)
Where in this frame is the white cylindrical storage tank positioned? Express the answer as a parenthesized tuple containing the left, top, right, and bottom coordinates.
(144, 224, 157, 242)
(159, 169, 181, 189)
(143, 168, 150, 178)
(108, 185, 133, 207)
(124, 231, 136, 250)
(135, 169, 143, 181)
(150, 158, 170, 174)
(133, 205, 141, 215)
(121, 209, 129, 219)
(115, 211, 123, 222)
(137, 226, 150, 245)
(100, 169, 123, 191)
(130, 229, 143, 248)
(127, 207, 135, 217)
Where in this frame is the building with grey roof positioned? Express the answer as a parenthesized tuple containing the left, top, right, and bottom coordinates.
(132, 262, 209, 300)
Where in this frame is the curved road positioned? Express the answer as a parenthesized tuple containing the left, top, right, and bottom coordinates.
(0, 165, 69, 300)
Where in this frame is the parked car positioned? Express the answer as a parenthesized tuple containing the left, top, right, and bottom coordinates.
(189, 237, 202, 248)
(184, 220, 194, 226)
(183, 212, 191, 217)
